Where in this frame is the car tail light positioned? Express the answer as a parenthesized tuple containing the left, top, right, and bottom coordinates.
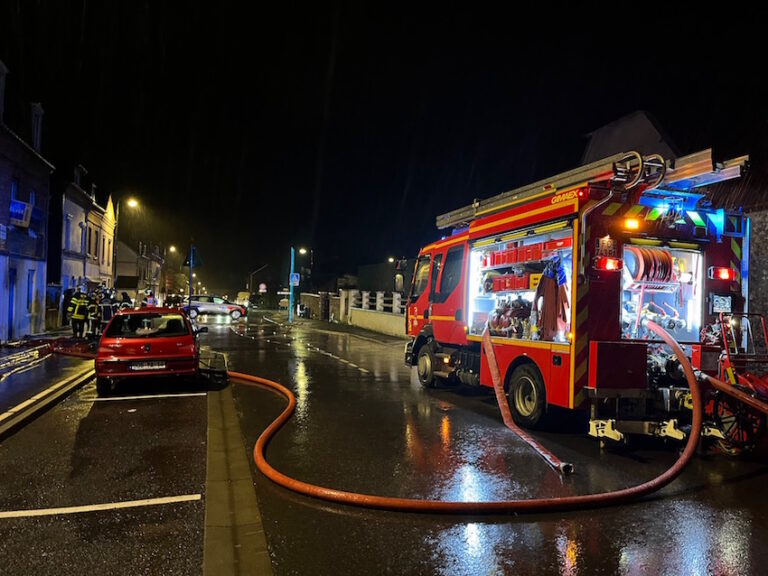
(708, 266, 735, 281)
(593, 256, 623, 271)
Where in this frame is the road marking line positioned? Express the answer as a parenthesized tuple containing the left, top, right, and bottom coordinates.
(0, 366, 94, 422)
(0, 494, 202, 519)
(0, 355, 50, 381)
(89, 392, 207, 402)
(359, 368, 371, 374)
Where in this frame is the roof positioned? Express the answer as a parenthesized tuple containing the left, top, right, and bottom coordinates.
(0, 122, 55, 171)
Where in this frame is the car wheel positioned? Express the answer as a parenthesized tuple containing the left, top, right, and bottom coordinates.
(188, 308, 199, 319)
(416, 341, 437, 389)
(231, 309, 242, 320)
(96, 377, 113, 397)
(507, 363, 546, 428)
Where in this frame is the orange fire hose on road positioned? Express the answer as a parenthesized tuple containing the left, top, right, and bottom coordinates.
(233, 321, 707, 514)
(51, 323, 768, 513)
(481, 327, 573, 475)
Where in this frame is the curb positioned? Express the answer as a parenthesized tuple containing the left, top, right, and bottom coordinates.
(0, 365, 95, 439)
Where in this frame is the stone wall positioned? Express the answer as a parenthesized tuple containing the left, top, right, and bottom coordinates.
(348, 308, 407, 338)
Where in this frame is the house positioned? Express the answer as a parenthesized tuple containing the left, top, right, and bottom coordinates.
(0, 60, 53, 340)
(115, 240, 165, 303)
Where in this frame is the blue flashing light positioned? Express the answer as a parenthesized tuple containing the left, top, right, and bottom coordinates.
(452, 226, 469, 235)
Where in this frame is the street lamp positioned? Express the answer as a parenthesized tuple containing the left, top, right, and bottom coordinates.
(289, 247, 313, 324)
(248, 264, 268, 293)
(388, 256, 395, 263)
(169, 245, 176, 253)
(112, 196, 140, 287)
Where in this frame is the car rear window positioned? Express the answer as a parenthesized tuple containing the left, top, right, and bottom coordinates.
(105, 313, 189, 338)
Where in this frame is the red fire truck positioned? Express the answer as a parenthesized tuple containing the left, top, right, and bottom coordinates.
(405, 149, 754, 446)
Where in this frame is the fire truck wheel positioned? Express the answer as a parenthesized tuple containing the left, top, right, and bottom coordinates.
(417, 342, 437, 388)
(508, 364, 546, 428)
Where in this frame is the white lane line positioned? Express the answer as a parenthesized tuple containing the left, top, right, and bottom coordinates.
(0, 367, 94, 422)
(0, 493, 202, 519)
(0, 355, 50, 381)
(89, 392, 207, 402)
(358, 368, 371, 374)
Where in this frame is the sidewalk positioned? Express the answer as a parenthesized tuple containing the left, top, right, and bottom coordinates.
(0, 353, 94, 438)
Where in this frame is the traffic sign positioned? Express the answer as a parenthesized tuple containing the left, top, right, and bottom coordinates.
(290, 273, 300, 286)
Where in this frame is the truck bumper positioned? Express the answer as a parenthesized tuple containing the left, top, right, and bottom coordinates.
(404, 339, 415, 366)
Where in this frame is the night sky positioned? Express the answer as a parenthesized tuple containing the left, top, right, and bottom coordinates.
(1, 3, 767, 292)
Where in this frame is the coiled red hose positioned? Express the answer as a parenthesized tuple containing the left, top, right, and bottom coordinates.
(235, 320, 703, 513)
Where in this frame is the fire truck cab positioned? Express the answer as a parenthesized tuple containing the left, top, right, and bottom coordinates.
(405, 149, 750, 441)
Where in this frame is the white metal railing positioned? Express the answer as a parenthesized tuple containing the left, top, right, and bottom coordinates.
(348, 290, 404, 315)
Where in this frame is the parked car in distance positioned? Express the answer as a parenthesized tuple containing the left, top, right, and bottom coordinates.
(94, 307, 208, 396)
(164, 294, 185, 309)
(184, 294, 247, 320)
(235, 291, 251, 308)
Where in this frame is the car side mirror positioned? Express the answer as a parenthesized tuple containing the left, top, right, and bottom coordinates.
(196, 326, 208, 334)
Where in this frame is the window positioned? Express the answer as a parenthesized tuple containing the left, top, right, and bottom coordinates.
(213, 297, 225, 304)
(64, 219, 71, 250)
(429, 254, 443, 300)
(94, 230, 99, 260)
(87, 227, 92, 256)
(409, 256, 431, 301)
(104, 313, 189, 338)
(436, 247, 464, 302)
(26, 270, 35, 312)
(10, 178, 18, 201)
(107, 240, 111, 266)
(101, 235, 105, 263)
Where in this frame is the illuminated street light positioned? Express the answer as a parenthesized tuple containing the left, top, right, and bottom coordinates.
(388, 257, 395, 263)
(299, 247, 308, 255)
(126, 198, 139, 208)
(192, 273, 197, 278)
(169, 245, 176, 253)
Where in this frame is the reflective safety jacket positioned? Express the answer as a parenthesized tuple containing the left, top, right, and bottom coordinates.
(87, 299, 100, 321)
(67, 293, 88, 320)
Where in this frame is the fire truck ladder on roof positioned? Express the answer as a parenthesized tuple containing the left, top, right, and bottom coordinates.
(436, 149, 748, 230)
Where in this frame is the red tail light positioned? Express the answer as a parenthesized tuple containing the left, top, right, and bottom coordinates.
(593, 256, 623, 271)
(708, 266, 735, 281)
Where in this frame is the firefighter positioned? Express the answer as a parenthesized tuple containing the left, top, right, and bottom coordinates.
(99, 289, 116, 333)
(67, 288, 88, 338)
(87, 293, 101, 338)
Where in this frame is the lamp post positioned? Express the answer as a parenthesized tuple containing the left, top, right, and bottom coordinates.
(248, 264, 268, 293)
(112, 196, 139, 288)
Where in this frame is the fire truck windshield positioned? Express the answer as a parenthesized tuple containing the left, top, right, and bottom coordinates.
(620, 246, 703, 342)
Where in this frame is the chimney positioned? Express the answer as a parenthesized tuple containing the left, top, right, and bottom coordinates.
(91, 183, 97, 200)
(0, 59, 7, 123)
(74, 164, 88, 186)
(30, 102, 43, 152)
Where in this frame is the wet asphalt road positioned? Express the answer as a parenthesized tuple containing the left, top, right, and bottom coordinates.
(226, 312, 768, 576)
(0, 366, 207, 575)
(0, 312, 767, 575)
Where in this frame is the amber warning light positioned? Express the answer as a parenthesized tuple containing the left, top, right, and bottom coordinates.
(593, 256, 623, 271)
(708, 266, 735, 281)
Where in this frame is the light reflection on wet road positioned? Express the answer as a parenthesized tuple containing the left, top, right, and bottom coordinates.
(219, 312, 768, 575)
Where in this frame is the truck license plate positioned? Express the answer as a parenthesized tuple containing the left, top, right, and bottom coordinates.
(130, 361, 166, 371)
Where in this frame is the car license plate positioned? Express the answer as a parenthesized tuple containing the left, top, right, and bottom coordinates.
(130, 361, 166, 371)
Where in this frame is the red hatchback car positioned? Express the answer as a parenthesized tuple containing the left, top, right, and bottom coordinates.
(95, 307, 207, 395)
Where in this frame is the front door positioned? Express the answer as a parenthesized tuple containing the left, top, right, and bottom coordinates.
(406, 255, 432, 337)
